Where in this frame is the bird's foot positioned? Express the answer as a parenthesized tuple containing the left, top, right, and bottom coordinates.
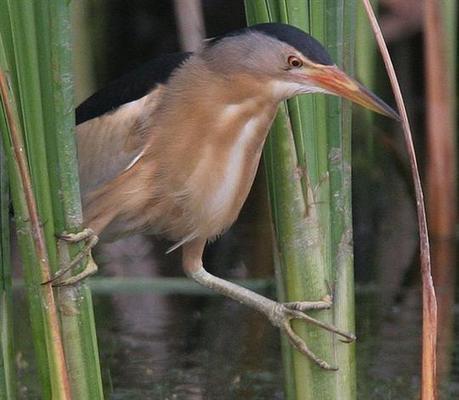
(59, 228, 97, 244)
(43, 228, 99, 286)
(187, 266, 355, 370)
(50, 256, 98, 287)
(268, 297, 356, 370)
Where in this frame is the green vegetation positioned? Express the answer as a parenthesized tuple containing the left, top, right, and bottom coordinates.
(0, 2, 103, 398)
(245, 1, 356, 399)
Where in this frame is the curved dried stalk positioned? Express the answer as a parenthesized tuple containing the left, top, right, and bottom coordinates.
(361, 1, 437, 399)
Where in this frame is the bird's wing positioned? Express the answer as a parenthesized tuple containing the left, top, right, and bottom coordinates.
(76, 52, 191, 124)
(76, 52, 192, 196)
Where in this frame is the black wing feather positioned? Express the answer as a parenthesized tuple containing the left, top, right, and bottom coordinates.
(76, 52, 192, 125)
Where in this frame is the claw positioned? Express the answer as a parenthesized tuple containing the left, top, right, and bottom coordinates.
(269, 301, 356, 370)
(282, 319, 338, 371)
(51, 255, 98, 287)
(43, 228, 99, 286)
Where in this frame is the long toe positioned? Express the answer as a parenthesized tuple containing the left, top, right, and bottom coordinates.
(43, 256, 96, 286)
(284, 297, 332, 312)
(43, 228, 99, 286)
(267, 301, 356, 369)
(58, 228, 96, 243)
(280, 314, 338, 371)
(292, 309, 357, 343)
(51, 256, 98, 287)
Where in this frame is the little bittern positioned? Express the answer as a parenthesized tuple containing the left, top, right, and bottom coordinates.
(56, 23, 398, 369)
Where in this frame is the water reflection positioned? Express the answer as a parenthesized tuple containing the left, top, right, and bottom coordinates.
(14, 277, 459, 399)
(11, 178, 459, 399)
(93, 241, 281, 398)
(97, 291, 283, 399)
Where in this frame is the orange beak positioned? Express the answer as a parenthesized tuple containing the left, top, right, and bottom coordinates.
(309, 65, 399, 120)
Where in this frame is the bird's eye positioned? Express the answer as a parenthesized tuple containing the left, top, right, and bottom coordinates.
(288, 56, 303, 68)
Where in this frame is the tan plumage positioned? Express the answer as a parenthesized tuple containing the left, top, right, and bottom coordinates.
(77, 85, 164, 197)
(78, 53, 280, 247)
(70, 23, 398, 369)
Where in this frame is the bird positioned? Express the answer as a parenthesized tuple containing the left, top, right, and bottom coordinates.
(52, 22, 398, 370)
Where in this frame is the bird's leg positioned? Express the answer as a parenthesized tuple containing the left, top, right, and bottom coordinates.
(43, 228, 99, 286)
(182, 239, 356, 371)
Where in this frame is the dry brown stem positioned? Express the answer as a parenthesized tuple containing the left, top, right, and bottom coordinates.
(360, 1, 438, 399)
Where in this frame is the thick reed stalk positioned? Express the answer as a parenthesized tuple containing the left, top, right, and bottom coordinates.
(0, 2, 104, 398)
(0, 68, 71, 400)
(39, 3, 104, 398)
(245, 1, 356, 399)
(325, 2, 356, 397)
(0, 130, 16, 399)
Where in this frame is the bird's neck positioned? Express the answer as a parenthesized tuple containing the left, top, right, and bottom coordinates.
(163, 57, 282, 143)
(141, 59, 282, 238)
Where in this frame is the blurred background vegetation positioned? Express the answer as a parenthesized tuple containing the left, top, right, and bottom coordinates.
(1, 0, 458, 399)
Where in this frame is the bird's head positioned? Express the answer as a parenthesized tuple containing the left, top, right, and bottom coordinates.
(202, 23, 398, 119)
